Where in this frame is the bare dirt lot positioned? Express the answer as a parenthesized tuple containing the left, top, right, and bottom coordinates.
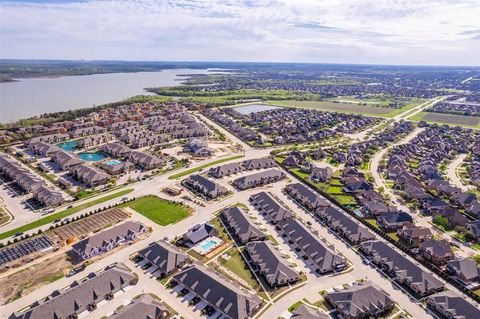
(0, 253, 73, 305)
(412, 112, 480, 128)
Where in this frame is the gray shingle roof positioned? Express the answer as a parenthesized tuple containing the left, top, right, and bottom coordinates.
(13, 263, 136, 319)
(221, 207, 266, 244)
(137, 241, 189, 276)
(172, 264, 261, 319)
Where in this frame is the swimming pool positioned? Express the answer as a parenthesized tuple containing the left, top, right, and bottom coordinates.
(57, 140, 78, 152)
(106, 159, 122, 166)
(77, 152, 107, 162)
(193, 236, 223, 255)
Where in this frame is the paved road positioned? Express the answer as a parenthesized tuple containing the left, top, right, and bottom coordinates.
(445, 154, 473, 191)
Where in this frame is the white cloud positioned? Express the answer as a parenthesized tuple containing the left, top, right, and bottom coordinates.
(0, 0, 479, 65)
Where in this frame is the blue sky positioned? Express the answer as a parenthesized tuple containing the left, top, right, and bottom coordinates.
(1, 0, 479, 66)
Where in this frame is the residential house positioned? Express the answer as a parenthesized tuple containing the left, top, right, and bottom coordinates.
(221, 206, 267, 244)
(249, 192, 292, 224)
(182, 223, 218, 246)
(184, 174, 229, 199)
(376, 212, 413, 231)
(325, 282, 395, 319)
(171, 264, 262, 319)
(284, 183, 330, 213)
(73, 221, 147, 260)
(245, 241, 299, 287)
(129, 151, 163, 170)
(137, 241, 189, 278)
(186, 138, 213, 157)
(233, 169, 285, 190)
(52, 150, 83, 170)
(310, 167, 333, 183)
(276, 218, 346, 273)
(427, 291, 480, 319)
(13, 263, 137, 319)
(446, 258, 480, 286)
(109, 294, 170, 319)
(418, 240, 455, 265)
(359, 240, 444, 296)
(397, 225, 432, 246)
(69, 164, 111, 187)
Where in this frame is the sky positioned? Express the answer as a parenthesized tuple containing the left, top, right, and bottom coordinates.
(0, 0, 479, 66)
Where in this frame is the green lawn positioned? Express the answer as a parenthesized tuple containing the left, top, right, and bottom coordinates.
(219, 248, 260, 290)
(119, 195, 192, 226)
(168, 155, 244, 180)
(333, 195, 357, 206)
(327, 186, 343, 194)
(408, 111, 480, 129)
(268, 98, 425, 118)
(0, 189, 134, 240)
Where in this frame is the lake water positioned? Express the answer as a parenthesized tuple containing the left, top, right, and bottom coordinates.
(0, 69, 214, 123)
(234, 104, 280, 114)
(77, 152, 107, 162)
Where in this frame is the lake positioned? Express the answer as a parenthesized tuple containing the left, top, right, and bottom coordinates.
(0, 69, 214, 123)
(234, 104, 280, 114)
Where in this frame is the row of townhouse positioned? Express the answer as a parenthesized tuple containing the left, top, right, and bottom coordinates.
(325, 282, 395, 319)
(249, 191, 346, 274)
(69, 164, 111, 187)
(12, 263, 138, 319)
(136, 240, 190, 278)
(232, 169, 285, 190)
(221, 206, 300, 288)
(76, 132, 114, 149)
(102, 142, 164, 170)
(72, 221, 147, 260)
(171, 264, 262, 319)
(209, 158, 277, 178)
(359, 240, 445, 297)
(68, 125, 106, 138)
(184, 174, 229, 199)
(284, 183, 374, 244)
(0, 154, 64, 206)
(26, 133, 69, 146)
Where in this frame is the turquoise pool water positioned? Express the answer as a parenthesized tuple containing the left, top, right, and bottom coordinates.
(106, 159, 122, 166)
(57, 140, 78, 151)
(201, 239, 218, 251)
(77, 152, 107, 162)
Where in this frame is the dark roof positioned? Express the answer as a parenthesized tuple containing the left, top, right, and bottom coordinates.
(172, 265, 261, 319)
(137, 241, 189, 275)
(428, 291, 480, 319)
(184, 223, 216, 244)
(326, 282, 393, 317)
(221, 207, 266, 244)
(245, 241, 298, 286)
(249, 192, 292, 223)
(13, 263, 136, 319)
(277, 218, 345, 273)
(419, 240, 454, 258)
(447, 258, 480, 281)
(110, 294, 170, 319)
(290, 304, 329, 319)
(359, 240, 444, 295)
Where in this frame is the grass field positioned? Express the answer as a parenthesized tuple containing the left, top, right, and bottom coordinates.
(0, 189, 134, 240)
(119, 195, 192, 226)
(408, 111, 480, 128)
(268, 98, 424, 118)
(168, 155, 244, 180)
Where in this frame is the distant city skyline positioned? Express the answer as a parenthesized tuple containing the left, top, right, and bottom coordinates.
(1, 0, 479, 66)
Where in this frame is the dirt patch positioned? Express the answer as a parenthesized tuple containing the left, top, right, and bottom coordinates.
(0, 254, 73, 305)
(421, 112, 480, 127)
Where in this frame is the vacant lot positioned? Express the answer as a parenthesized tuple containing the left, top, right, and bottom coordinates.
(409, 111, 480, 128)
(268, 99, 423, 118)
(0, 254, 72, 305)
(119, 195, 192, 226)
